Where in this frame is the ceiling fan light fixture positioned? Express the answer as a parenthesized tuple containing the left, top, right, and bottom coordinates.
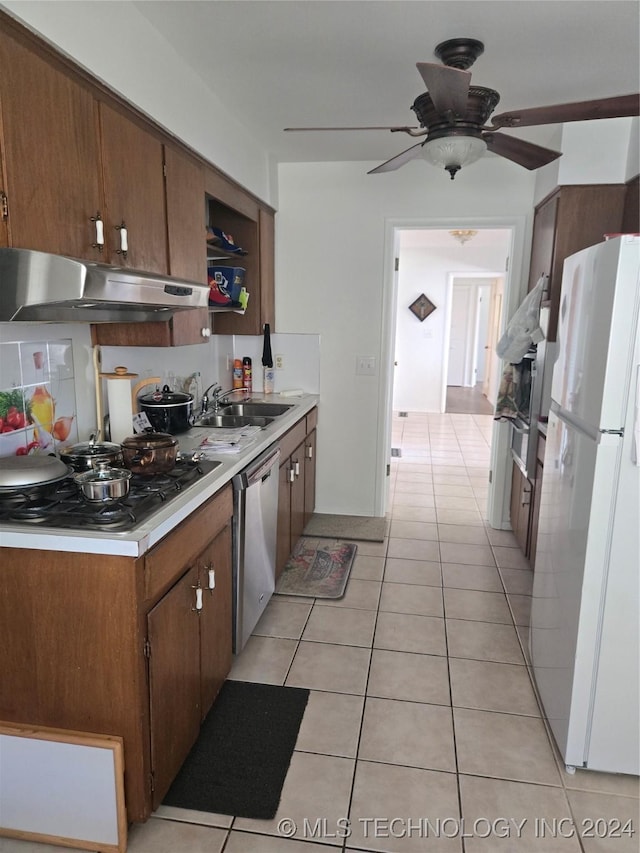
(421, 135, 487, 179)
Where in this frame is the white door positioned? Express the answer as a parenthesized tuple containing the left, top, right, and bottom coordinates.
(447, 285, 473, 386)
(483, 277, 504, 405)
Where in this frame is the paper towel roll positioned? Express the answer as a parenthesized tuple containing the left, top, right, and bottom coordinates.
(106, 378, 134, 444)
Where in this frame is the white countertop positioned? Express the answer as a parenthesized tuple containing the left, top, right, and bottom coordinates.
(0, 393, 319, 558)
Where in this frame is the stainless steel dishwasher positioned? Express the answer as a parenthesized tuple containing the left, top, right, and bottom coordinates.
(232, 444, 281, 653)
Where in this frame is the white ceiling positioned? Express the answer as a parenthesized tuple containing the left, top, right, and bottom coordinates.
(133, 0, 640, 170)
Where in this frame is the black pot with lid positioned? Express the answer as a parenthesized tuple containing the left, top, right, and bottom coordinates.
(59, 435, 124, 472)
(138, 384, 194, 435)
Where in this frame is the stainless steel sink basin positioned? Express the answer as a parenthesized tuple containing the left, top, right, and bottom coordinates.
(220, 403, 293, 417)
(193, 414, 274, 429)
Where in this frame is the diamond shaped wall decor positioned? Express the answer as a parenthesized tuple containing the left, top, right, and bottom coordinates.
(409, 293, 437, 322)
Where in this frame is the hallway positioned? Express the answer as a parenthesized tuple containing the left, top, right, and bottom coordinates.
(445, 384, 494, 415)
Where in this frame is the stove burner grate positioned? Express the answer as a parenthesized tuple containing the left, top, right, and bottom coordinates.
(0, 458, 220, 533)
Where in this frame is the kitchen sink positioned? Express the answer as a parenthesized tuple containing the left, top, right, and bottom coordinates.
(193, 413, 274, 429)
(219, 402, 293, 417)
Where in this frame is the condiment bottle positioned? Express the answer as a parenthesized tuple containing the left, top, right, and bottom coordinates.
(232, 359, 243, 389)
(242, 357, 252, 394)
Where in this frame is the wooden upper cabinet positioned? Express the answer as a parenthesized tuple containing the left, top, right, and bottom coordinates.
(0, 16, 277, 342)
(259, 208, 276, 329)
(99, 103, 168, 274)
(0, 29, 104, 259)
(528, 185, 625, 341)
(164, 144, 207, 284)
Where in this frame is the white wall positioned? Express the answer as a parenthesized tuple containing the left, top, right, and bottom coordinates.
(276, 158, 537, 516)
(393, 244, 510, 413)
(0, 0, 275, 205)
(534, 118, 637, 204)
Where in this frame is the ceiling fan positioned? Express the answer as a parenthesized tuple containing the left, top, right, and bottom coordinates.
(284, 38, 640, 179)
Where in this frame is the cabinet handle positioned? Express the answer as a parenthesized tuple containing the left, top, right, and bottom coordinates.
(306, 445, 313, 460)
(90, 212, 104, 251)
(114, 221, 128, 258)
(192, 584, 203, 613)
(294, 460, 300, 477)
(288, 467, 295, 483)
(201, 327, 211, 338)
(207, 567, 216, 592)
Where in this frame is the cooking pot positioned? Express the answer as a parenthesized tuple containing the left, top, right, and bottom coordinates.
(0, 454, 72, 498)
(121, 432, 179, 475)
(138, 385, 194, 435)
(74, 461, 132, 502)
(59, 437, 124, 472)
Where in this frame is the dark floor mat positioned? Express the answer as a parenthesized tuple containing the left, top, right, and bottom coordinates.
(162, 680, 309, 820)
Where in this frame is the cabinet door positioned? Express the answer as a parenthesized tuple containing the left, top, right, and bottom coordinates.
(92, 306, 211, 347)
(99, 102, 168, 273)
(527, 192, 558, 294)
(258, 208, 275, 328)
(276, 459, 293, 580)
(199, 523, 233, 720)
(165, 145, 207, 284)
(510, 461, 531, 557)
(290, 440, 306, 546)
(528, 457, 544, 570)
(148, 563, 201, 808)
(0, 30, 103, 259)
(304, 429, 316, 527)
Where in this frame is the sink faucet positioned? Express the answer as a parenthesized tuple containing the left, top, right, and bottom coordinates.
(212, 387, 250, 411)
(200, 383, 222, 415)
(200, 384, 249, 414)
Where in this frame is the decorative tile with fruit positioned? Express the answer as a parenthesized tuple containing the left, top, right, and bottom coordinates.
(0, 339, 79, 457)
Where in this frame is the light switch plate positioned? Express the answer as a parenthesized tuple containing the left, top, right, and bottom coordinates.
(356, 355, 376, 376)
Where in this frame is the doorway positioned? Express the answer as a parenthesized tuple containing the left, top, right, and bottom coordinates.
(444, 274, 504, 414)
(380, 220, 526, 528)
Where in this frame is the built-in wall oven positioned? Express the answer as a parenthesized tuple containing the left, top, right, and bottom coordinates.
(510, 306, 556, 479)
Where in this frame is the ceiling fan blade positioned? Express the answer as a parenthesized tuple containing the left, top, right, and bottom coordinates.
(367, 141, 425, 174)
(284, 125, 422, 133)
(416, 62, 471, 116)
(490, 94, 640, 129)
(483, 132, 562, 169)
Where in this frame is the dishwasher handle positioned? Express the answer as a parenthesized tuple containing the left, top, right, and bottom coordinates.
(237, 446, 281, 489)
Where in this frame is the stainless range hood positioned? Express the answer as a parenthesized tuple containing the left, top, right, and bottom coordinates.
(0, 248, 210, 323)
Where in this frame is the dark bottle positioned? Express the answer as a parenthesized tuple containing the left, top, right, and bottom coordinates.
(242, 357, 252, 394)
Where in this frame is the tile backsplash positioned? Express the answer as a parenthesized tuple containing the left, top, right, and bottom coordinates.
(0, 339, 80, 457)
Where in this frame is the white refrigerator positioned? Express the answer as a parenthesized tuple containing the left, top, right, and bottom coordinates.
(530, 235, 640, 775)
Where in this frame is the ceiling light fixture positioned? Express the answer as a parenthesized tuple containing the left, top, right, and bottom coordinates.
(449, 229, 478, 245)
(421, 134, 488, 180)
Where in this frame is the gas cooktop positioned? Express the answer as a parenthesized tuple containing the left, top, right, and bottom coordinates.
(0, 458, 221, 533)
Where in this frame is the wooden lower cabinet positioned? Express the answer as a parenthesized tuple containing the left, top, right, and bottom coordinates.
(0, 484, 233, 823)
(148, 521, 232, 808)
(510, 460, 532, 557)
(276, 409, 318, 579)
(528, 433, 546, 570)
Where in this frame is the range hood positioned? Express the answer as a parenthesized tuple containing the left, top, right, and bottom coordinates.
(0, 248, 210, 323)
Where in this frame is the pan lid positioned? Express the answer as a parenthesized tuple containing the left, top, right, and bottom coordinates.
(0, 454, 71, 489)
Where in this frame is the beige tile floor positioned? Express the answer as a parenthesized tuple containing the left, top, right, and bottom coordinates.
(4, 413, 638, 853)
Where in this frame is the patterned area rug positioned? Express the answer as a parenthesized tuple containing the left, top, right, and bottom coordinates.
(276, 537, 357, 599)
(303, 513, 388, 542)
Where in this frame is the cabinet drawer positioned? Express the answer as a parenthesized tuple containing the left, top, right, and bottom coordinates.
(144, 484, 233, 603)
(278, 418, 307, 461)
(306, 407, 318, 433)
